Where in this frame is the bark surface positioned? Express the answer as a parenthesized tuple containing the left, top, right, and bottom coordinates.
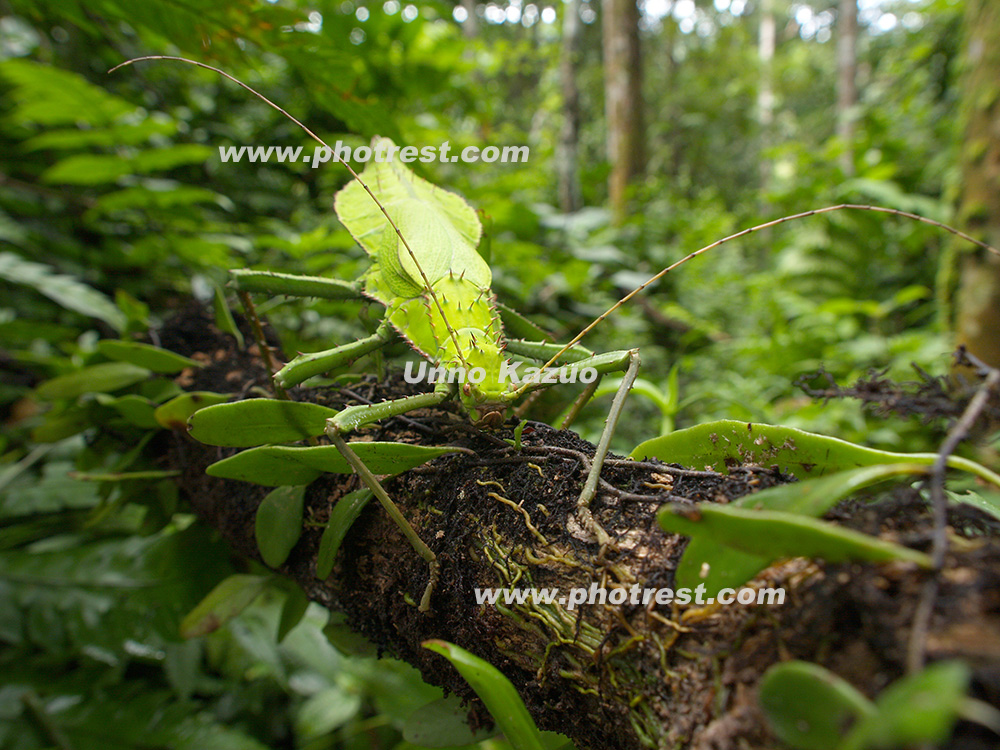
(955, 0, 1000, 371)
(602, 0, 644, 225)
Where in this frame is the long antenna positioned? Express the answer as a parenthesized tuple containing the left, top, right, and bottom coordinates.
(539, 203, 1000, 372)
(109, 55, 471, 369)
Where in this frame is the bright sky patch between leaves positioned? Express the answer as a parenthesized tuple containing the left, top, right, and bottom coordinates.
(271, 0, 931, 37)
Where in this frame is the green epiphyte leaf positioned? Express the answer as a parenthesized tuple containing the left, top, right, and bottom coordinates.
(734, 464, 928, 516)
(255, 485, 306, 568)
(947, 489, 1000, 523)
(316, 488, 373, 579)
(658, 502, 932, 583)
(277, 587, 311, 643)
(97, 339, 202, 373)
(422, 640, 553, 750)
(672, 463, 930, 593)
(206, 443, 458, 486)
(154, 391, 231, 430)
(212, 283, 245, 348)
(140, 378, 183, 403)
(759, 661, 875, 750)
(403, 695, 497, 747)
(95, 392, 160, 429)
(323, 612, 379, 657)
(36, 361, 151, 400)
(188, 399, 339, 447)
(632, 419, 1000, 487)
(841, 661, 971, 750)
(179, 574, 270, 638)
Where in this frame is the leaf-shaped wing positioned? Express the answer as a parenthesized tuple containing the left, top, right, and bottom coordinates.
(334, 138, 489, 304)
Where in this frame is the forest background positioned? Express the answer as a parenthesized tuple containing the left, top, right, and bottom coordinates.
(1, 0, 998, 748)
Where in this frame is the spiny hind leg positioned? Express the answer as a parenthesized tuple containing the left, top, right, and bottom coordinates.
(325, 383, 452, 613)
(227, 269, 377, 391)
(514, 347, 641, 547)
(573, 349, 641, 548)
(276, 319, 396, 389)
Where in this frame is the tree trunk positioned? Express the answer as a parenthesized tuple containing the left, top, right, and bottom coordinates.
(461, 0, 478, 37)
(558, 0, 583, 213)
(660, 20, 679, 180)
(163, 306, 1000, 750)
(757, 0, 776, 190)
(955, 0, 1000, 370)
(602, 0, 644, 225)
(836, 0, 858, 176)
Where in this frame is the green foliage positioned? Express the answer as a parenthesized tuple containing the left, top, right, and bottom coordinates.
(948, 488, 1000, 523)
(317, 488, 374, 580)
(633, 419, 1000, 486)
(403, 696, 497, 747)
(35, 362, 151, 401)
(180, 574, 272, 638)
(154, 391, 231, 430)
(189, 399, 339, 446)
(758, 661, 875, 750)
(205, 443, 460, 486)
(212, 285, 245, 348)
(0, 251, 126, 332)
(760, 660, 978, 750)
(256, 486, 307, 568)
(651, 422, 998, 594)
(842, 661, 971, 750)
(666, 463, 937, 594)
(96, 339, 202, 373)
(1, 0, 997, 747)
(658, 501, 932, 582)
(423, 641, 572, 750)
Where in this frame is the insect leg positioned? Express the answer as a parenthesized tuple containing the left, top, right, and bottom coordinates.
(577, 350, 640, 512)
(504, 338, 595, 363)
(230, 268, 378, 389)
(559, 378, 603, 430)
(504, 339, 599, 420)
(326, 381, 454, 612)
(562, 350, 640, 547)
(230, 269, 363, 300)
(275, 319, 396, 389)
(511, 349, 640, 547)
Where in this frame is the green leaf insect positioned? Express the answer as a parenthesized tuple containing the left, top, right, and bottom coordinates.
(113, 59, 640, 614)
(113, 56, 1000, 617)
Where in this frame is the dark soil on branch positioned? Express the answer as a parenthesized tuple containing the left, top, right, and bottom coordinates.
(162, 303, 1000, 750)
